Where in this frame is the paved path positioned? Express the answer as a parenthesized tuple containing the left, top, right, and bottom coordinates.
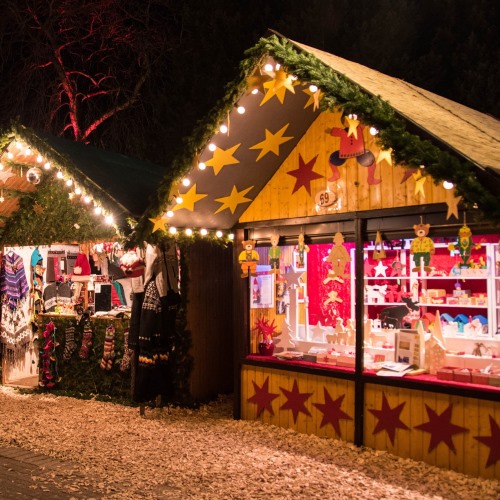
(0, 445, 100, 499)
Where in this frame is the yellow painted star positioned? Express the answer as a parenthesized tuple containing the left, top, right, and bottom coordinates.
(345, 116, 360, 139)
(149, 215, 169, 233)
(173, 184, 208, 212)
(249, 124, 293, 161)
(303, 87, 323, 111)
(214, 185, 253, 214)
(205, 143, 241, 175)
(446, 191, 462, 220)
(246, 72, 270, 94)
(412, 170, 427, 197)
(376, 148, 393, 166)
(260, 73, 297, 105)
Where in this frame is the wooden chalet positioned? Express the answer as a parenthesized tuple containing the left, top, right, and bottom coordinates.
(136, 33, 500, 478)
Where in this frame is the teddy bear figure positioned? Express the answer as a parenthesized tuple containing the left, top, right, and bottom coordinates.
(410, 223, 435, 272)
(239, 240, 259, 278)
(268, 233, 281, 274)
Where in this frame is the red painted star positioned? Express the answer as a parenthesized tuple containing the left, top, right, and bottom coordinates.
(368, 392, 409, 445)
(313, 388, 352, 437)
(364, 258, 375, 277)
(247, 377, 279, 417)
(280, 379, 313, 423)
(287, 153, 322, 195)
(415, 404, 468, 454)
(474, 414, 500, 468)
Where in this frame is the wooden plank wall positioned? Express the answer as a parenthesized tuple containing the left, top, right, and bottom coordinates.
(241, 364, 355, 442)
(240, 110, 449, 223)
(186, 241, 234, 401)
(242, 366, 499, 479)
(364, 383, 500, 480)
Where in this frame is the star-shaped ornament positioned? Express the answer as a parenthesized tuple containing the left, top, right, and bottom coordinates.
(260, 73, 296, 105)
(149, 215, 169, 233)
(323, 290, 343, 307)
(310, 322, 326, 342)
(445, 190, 462, 220)
(214, 185, 253, 214)
(286, 270, 306, 288)
(313, 389, 352, 437)
(247, 377, 279, 417)
(368, 392, 409, 445)
(173, 184, 207, 212)
(412, 170, 427, 197)
(0, 168, 16, 184)
(474, 414, 500, 468)
(279, 379, 313, 423)
(414, 403, 468, 454)
(246, 71, 270, 94)
(376, 148, 393, 166)
(374, 260, 388, 277)
(345, 116, 360, 139)
(400, 168, 417, 184)
(364, 259, 375, 276)
(287, 153, 322, 196)
(249, 124, 293, 162)
(303, 87, 323, 111)
(205, 143, 241, 175)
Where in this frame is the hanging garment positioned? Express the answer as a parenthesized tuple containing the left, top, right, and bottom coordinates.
(0, 251, 30, 310)
(43, 282, 72, 312)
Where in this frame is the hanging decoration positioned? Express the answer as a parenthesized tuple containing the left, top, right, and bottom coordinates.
(26, 167, 42, 185)
(268, 233, 281, 274)
(238, 239, 259, 278)
(410, 222, 435, 272)
(40, 321, 59, 389)
(448, 223, 481, 268)
(323, 232, 351, 284)
(445, 190, 462, 220)
(372, 231, 386, 260)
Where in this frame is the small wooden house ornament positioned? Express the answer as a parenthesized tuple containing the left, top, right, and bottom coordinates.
(372, 231, 386, 260)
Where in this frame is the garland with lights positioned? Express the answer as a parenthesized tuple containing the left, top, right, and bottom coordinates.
(133, 34, 498, 245)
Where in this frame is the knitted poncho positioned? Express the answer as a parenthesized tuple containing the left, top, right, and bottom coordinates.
(0, 252, 30, 309)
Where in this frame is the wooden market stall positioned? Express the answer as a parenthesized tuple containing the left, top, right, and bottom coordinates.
(0, 123, 165, 398)
(134, 33, 500, 478)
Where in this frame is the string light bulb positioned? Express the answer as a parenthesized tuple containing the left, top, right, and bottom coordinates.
(228, 233, 235, 240)
(44, 162, 51, 170)
(208, 143, 216, 152)
(236, 106, 246, 114)
(200, 228, 208, 236)
(216, 230, 223, 238)
(309, 84, 318, 93)
(219, 124, 228, 134)
(369, 127, 379, 135)
(443, 181, 454, 190)
(169, 226, 177, 235)
(166, 210, 174, 218)
(185, 228, 193, 236)
(176, 196, 183, 204)
(0, 190, 4, 203)
(198, 162, 206, 170)
(181, 178, 190, 187)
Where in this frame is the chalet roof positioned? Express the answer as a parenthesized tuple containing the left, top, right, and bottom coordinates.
(290, 40, 500, 174)
(0, 124, 165, 244)
(135, 33, 500, 242)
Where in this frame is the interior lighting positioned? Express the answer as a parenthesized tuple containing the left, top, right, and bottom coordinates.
(169, 226, 177, 235)
(216, 230, 223, 238)
(200, 228, 208, 236)
(228, 233, 235, 240)
(185, 228, 193, 236)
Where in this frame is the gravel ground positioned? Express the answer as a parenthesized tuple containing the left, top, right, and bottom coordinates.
(0, 386, 498, 499)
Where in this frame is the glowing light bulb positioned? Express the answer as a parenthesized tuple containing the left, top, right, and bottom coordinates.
(443, 181, 454, 190)
(228, 233, 235, 240)
(7, 152, 13, 159)
(348, 114, 358, 120)
(185, 228, 193, 236)
(208, 143, 216, 152)
(57, 171, 64, 179)
(166, 210, 174, 218)
(176, 196, 183, 204)
(251, 88, 258, 95)
(75, 187, 82, 195)
(44, 162, 51, 170)
(25, 148, 31, 156)
(0, 163, 3, 171)
(83, 196, 91, 204)
(237, 106, 245, 114)
(216, 230, 223, 238)
(219, 124, 228, 134)
(36, 154, 43, 163)
(309, 84, 318, 93)
(369, 127, 379, 135)
(66, 179, 73, 187)
(94, 206, 102, 215)
(105, 215, 114, 225)
(264, 63, 273, 72)
(198, 162, 206, 170)
(169, 226, 177, 235)
(200, 228, 208, 236)
(182, 178, 190, 187)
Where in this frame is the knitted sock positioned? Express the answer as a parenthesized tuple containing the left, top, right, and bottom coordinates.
(120, 329, 133, 372)
(79, 320, 93, 359)
(100, 325, 116, 370)
(63, 325, 77, 361)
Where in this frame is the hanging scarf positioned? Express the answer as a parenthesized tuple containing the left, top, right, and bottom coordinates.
(0, 251, 30, 310)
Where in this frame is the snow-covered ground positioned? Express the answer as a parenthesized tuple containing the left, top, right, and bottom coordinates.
(0, 386, 498, 499)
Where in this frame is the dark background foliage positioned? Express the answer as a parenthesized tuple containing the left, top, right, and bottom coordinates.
(0, 0, 497, 169)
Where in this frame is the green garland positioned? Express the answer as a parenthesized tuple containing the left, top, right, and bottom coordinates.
(133, 34, 499, 245)
(0, 179, 116, 246)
